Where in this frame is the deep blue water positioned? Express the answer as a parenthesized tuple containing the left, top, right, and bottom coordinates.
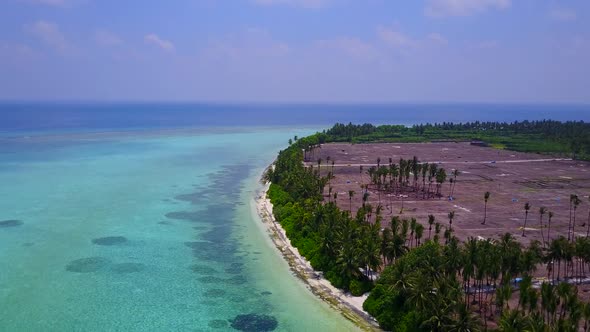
(1, 102, 589, 133)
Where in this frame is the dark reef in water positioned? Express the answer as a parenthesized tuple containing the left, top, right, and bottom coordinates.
(174, 192, 203, 205)
(190, 264, 218, 275)
(226, 275, 247, 285)
(0, 219, 23, 228)
(230, 314, 278, 332)
(92, 236, 127, 246)
(165, 211, 201, 222)
(197, 276, 225, 284)
(65, 257, 110, 273)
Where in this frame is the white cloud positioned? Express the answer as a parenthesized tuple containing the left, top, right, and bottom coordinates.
(0, 42, 38, 61)
(425, 0, 511, 17)
(549, 8, 577, 21)
(428, 33, 448, 45)
(476, 40, 499, 49)
(26, 20, 74, 54)
(95, 29, 123, 47)
(204, 28, 290, 59)
(314, 37, 379, 61)
(144, 34, 175, 52)
(377, 26, 413, 48)
(252, 0, 330, 9)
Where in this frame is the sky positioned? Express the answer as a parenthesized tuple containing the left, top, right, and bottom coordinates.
(0, 0, 589, 103)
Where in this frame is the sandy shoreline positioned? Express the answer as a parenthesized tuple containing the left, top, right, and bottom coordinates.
(255, 182, 381, 331)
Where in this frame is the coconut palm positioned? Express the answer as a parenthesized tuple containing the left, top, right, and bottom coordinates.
(547, 211, 554, 245)
(410, 218, 417, 248)
(582, 302, 590, 332)
(415, 223, 424, 246)
(572, 195, 581, 241)
(522, 202, 531, 237)
(428, 214, 435, 240)
(348, 190, 355, 213)
(448, 211, 455, 232)
(569, 194, 577, 241)
(380, 227, 392, 265)
(499, 309, 527, 332)
(482, 191, 490, 225)
(421, 163, 428, 197)
(434, 222, 442, 243)
(539, 207, 547, 246)
(436, 168, 447, 198)
(450, 169, 460, 198)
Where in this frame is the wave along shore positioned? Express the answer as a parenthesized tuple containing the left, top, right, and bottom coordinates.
(255, 180, 381, 331)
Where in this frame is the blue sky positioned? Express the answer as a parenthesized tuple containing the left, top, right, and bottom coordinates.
(0, 0, 589, 103)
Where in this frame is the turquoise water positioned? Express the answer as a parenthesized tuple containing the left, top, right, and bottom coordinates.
(0, 128, 359, 331)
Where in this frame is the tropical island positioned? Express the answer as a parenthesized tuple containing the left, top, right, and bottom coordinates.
(263, 120, 590, 331)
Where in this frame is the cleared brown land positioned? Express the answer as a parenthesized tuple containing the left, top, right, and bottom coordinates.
(312, 142, 590, 246)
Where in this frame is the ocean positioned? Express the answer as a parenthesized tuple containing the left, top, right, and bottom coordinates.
(0, 103, 589, 331)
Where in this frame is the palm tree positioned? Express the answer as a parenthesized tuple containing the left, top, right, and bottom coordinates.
(428, 214, 435, 240)
(415, 223, 424, 246)
(582, 302, 590, 332)
(448, 211, 455, 232)
(573, 195, 581, 241)
(380, 227, 392, 265)
(434, 222, 442, 243)
(541, 282, 557, 325)
(539, 207, 547, 246)
(450, 169, 460, 198)
(522, 202, 531, 237)
(548, 211, 554, 244)
(448, 178, 454, 199)
(569, 194, 577, 241)
(499, 309, 527, 332)
(436, 168, 447, 198)
(410, 218, 417, 248)
(360, 222, 382, 280)
(421, 163, 428, 197)
(348, 190, 355, 213)
(482, 191, 490, 225)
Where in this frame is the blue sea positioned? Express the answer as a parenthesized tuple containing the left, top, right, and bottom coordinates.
(0, 103, 588, 331)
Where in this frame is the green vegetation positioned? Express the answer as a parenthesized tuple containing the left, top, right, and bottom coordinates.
(364, 232, 590, 331)
(265, 121, 590, 331)
(266, 133, 378, 295)
(322, 121, 590, 159)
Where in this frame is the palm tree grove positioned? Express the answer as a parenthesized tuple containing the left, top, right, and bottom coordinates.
(265, 122, 590, 331)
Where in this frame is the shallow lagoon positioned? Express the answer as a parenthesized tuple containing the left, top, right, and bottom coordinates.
(0, 127, 359, 331)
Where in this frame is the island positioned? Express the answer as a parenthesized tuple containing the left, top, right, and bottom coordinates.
(262, 121, 590, 331)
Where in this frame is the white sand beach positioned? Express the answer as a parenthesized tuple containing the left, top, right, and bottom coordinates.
(255, 183, 381, 331)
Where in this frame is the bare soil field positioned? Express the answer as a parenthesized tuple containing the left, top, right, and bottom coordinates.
(311, 142, 590, 246)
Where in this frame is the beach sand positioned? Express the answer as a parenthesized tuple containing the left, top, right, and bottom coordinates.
(255, 182, 381, 331)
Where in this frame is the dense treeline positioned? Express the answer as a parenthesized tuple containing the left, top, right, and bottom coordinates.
(266, 125, 590, 331)
(266, 133, 378, 295)
(365, 233, 590, 331)
(324, 120, 590, 159)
